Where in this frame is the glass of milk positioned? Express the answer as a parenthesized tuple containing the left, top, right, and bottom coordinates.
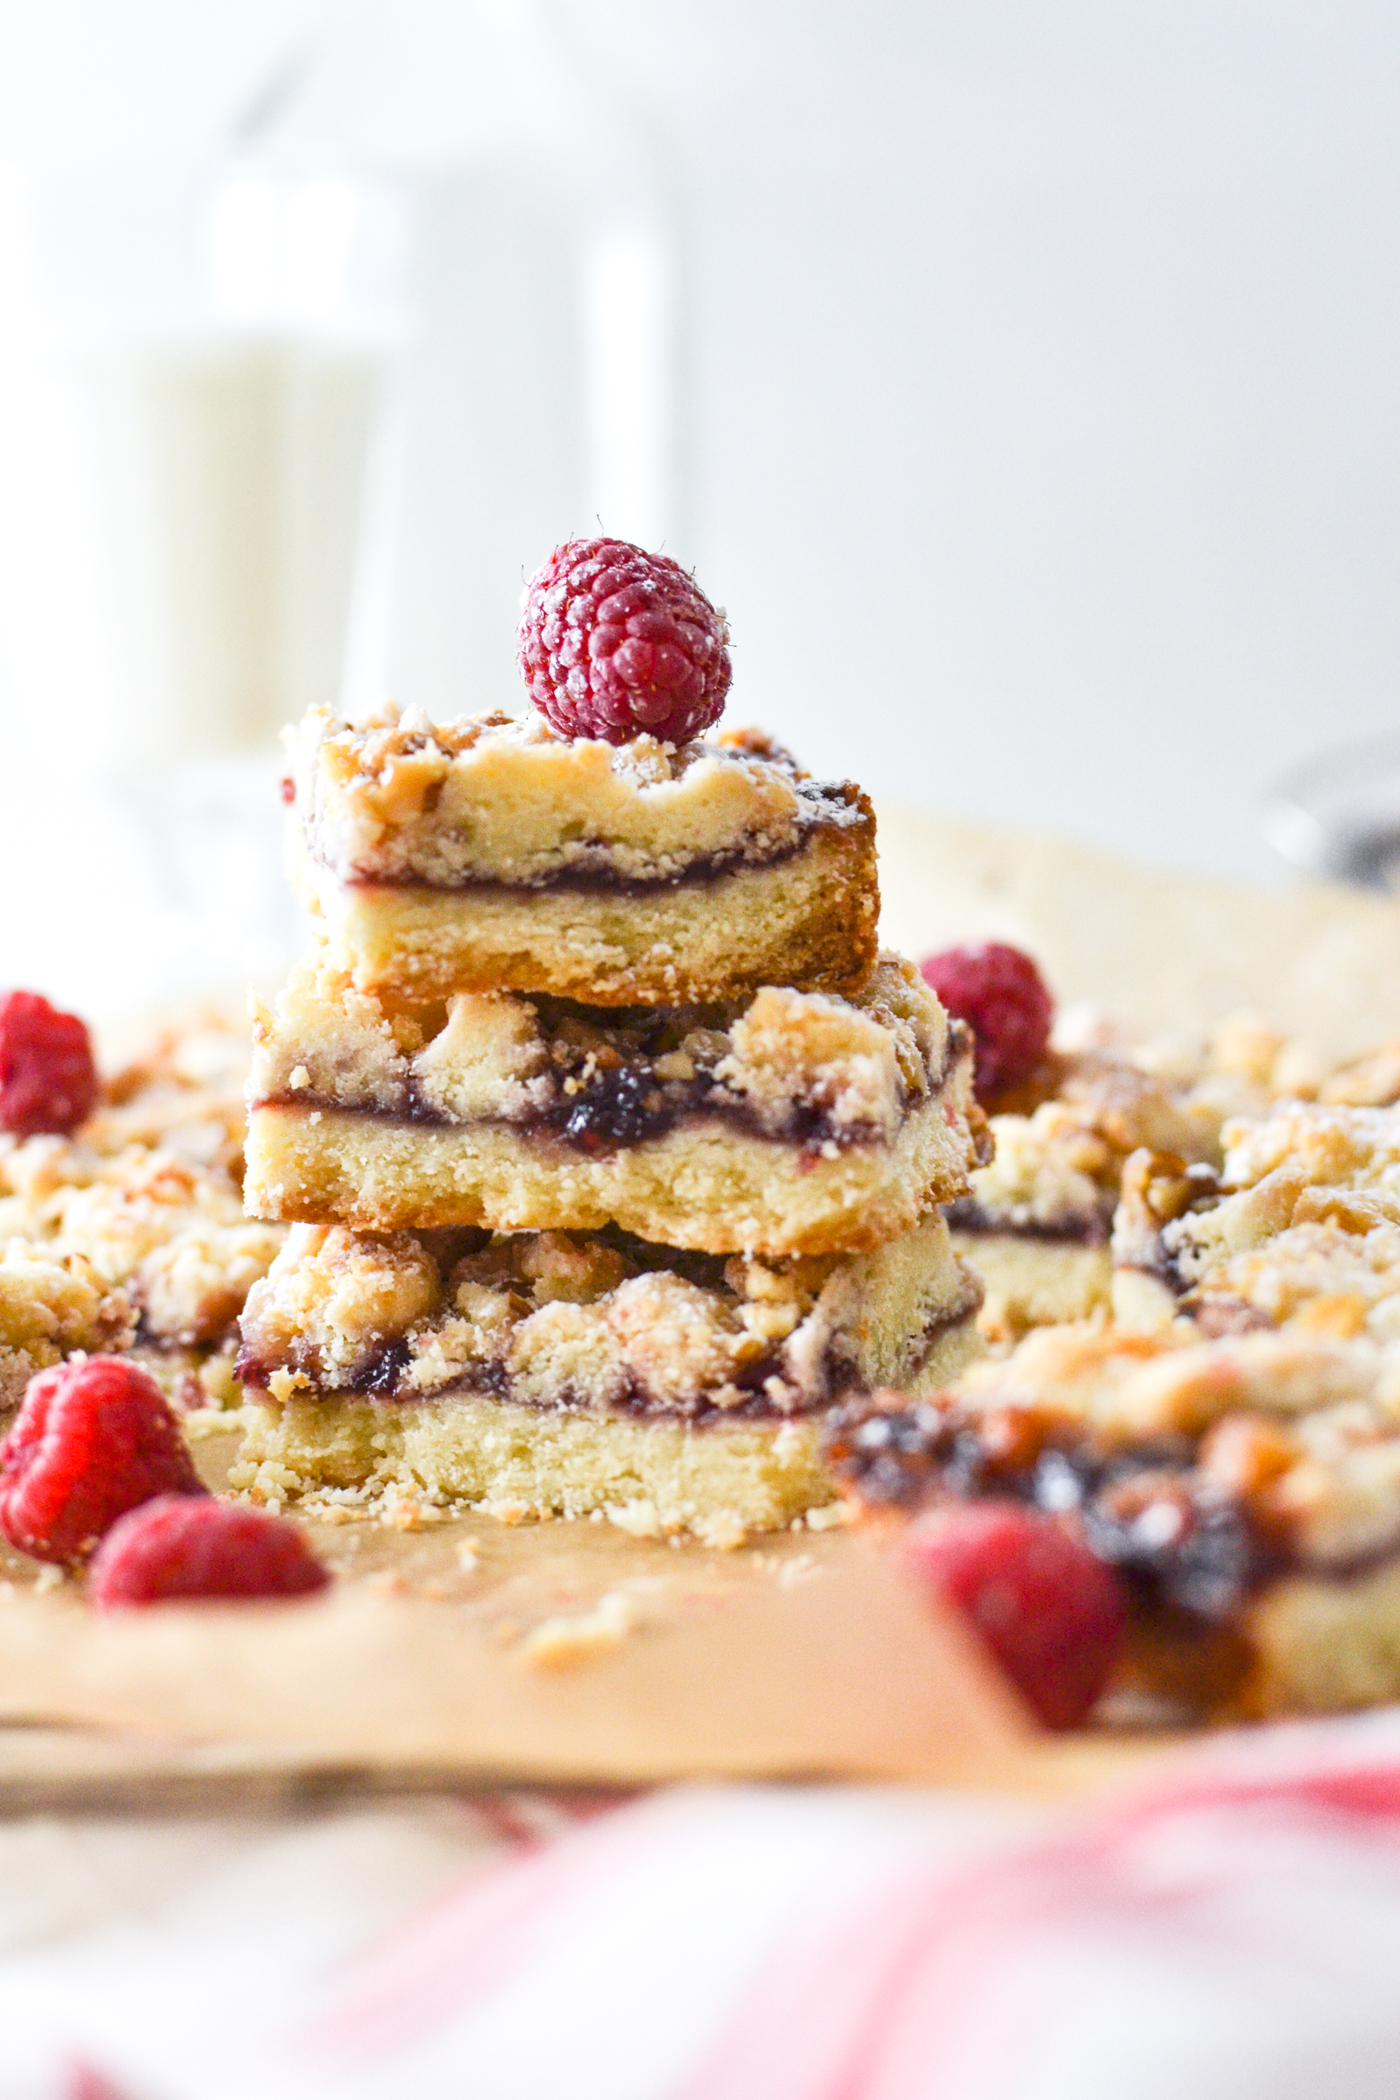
(0, 153, 410, 1007)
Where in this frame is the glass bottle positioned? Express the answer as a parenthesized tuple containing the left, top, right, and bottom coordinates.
(284, 0, 687, 716)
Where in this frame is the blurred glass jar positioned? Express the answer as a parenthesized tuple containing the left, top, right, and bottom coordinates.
(0, 143, 409, 1011)
(0, 147, 410, 773)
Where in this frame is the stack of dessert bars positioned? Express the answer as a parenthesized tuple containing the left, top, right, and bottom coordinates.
(232, 701, 988, 1540)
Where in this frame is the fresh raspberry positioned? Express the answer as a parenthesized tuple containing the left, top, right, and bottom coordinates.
(89, 1494, 330, 1608)
(903, 1502, 1125, 1729)
(918, 942, 1053, 1101)
(0, 991, 98, 1137)
(0, 1357, 204, 1565)
(518, 537, 731, 745)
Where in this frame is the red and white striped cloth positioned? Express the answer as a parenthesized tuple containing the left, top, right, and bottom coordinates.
(14, 1714, 1400, 2100)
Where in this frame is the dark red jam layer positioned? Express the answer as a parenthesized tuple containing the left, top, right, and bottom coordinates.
(260, 1079, 888, 1155)
(257, 1014, 966, 1160)
(945, 1198, 1112, 1247)
(235, 1278, 982, 1429)
(822, 1394, 1273, 1621)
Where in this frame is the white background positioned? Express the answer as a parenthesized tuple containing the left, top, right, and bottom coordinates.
(2, 0, 1400, 883)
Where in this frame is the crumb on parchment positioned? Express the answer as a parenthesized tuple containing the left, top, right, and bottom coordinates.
(515, 1581, 676, 1671)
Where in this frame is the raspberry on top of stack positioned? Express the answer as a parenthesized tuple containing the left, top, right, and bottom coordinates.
(236, 539, 989, 1542)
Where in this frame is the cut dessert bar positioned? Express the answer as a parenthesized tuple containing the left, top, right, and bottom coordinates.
(0, 1008, 284, 1407)
(286, 704, 879, 1005)
(89, 1005, 257, 1180)
(949, 1022, 1294, 1343)
(244, 953, 985, 1256)
(0, 1126, 283, 1355)
(0, 1241, 133, 1408)
(826, 1321, 1400, 1717)
(1112, 1100, 1400, 1340)
(232, 1214, 984, 1537)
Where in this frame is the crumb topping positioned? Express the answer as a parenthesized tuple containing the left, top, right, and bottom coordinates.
(953, 1048, 1235, 1238)
(89, 1008, 254, 1179)
(0, 1240, 133, 1405)
(237, 1217, 977, 1420)
(249, 952, 955, 1148)
(0, 1009, 282, 1369)
(1113, 1103, 1400, 1343)
(288, 700, 868, 889)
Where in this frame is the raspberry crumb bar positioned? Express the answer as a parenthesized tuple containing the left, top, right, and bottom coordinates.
(1112, 1098, 1400, 1340)
(0, 1006, 283, 1408)
(233, 1215, 983, 1538)
(948, 1021, 1299, 1343)
(828, 1320, 1400, 1718)
(233, 539, 983, 1539)
(0, 1242, 132, 1409)
(244, 953, 984, 1256)
(286, 703, 879, 1006)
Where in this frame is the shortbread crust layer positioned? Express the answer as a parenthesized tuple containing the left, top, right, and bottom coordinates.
(244, 957, 982, 1255)
(246, 1100, 977, 1257)
(947, 1227, 1114, 1344)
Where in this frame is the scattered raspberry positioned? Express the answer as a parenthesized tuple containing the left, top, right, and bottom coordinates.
(0, 991, 98, 1137)
(918, 943, 1053, 1101)
(0, 1357, 204, 1565)
(903, 1502, 1124, 1729)
(89, 1494, 330, 1608)
(518, 537, 731, 745)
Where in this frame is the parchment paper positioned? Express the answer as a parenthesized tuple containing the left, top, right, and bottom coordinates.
(878, 804, 1400, 1060)
(9, 808, 1399, 1805)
